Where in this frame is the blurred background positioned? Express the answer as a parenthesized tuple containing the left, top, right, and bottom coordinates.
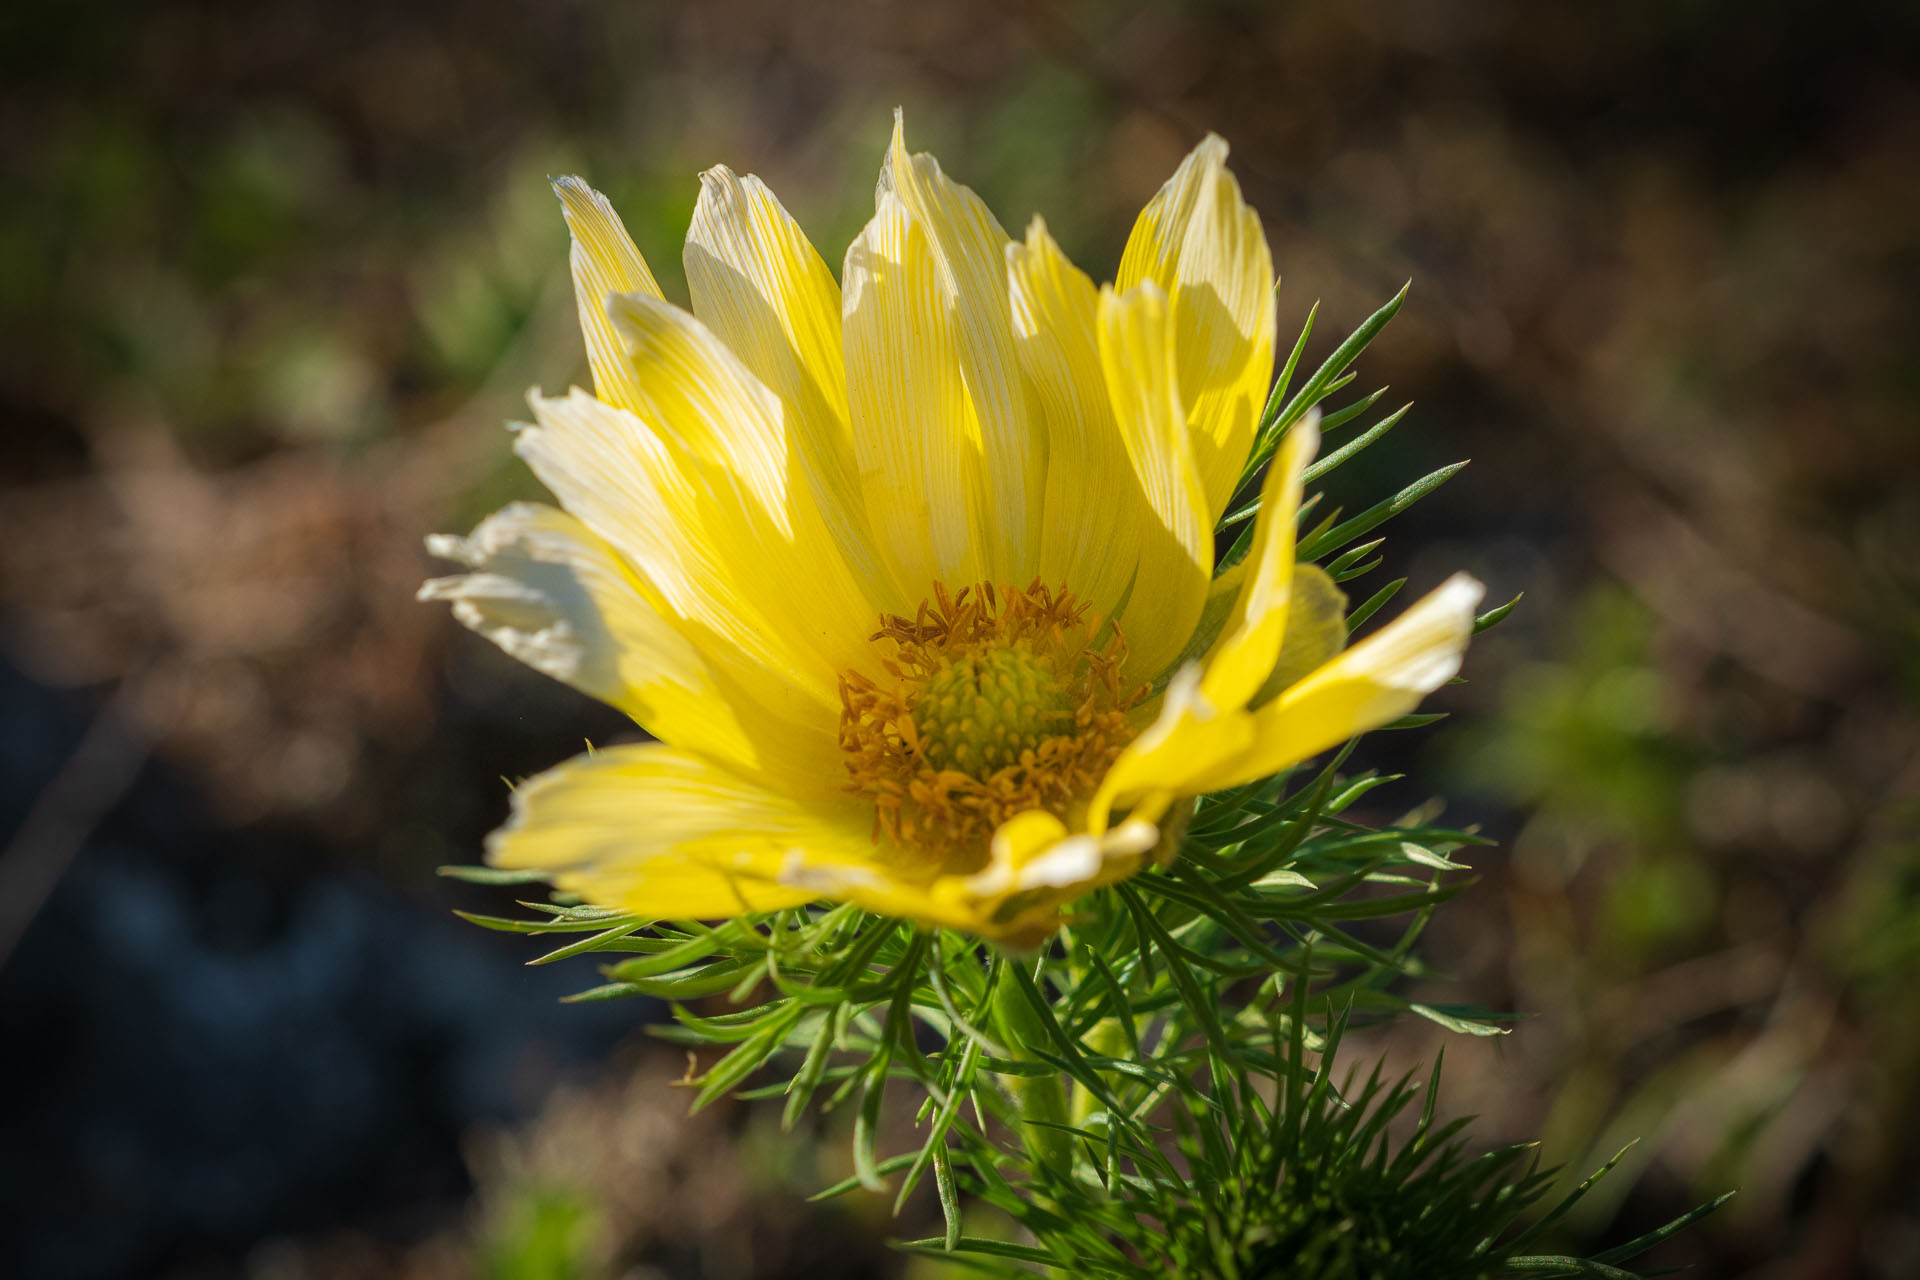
(2, 0, 1917, 1276)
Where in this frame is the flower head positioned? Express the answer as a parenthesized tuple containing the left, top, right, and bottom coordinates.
(422, 113, 1483, 943)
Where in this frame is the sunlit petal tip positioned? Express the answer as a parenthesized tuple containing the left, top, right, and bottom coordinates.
(998, 836, 1102, 895)
(1106, 818, 1161, 859)
(550, 176, 663, 300)
(1120, 130, 1276, 523)
(1376, 571, 1486, 692)
(1290, 406, 1323, 463)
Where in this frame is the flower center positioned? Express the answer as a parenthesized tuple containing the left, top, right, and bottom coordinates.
(838, 580, 1144, 872)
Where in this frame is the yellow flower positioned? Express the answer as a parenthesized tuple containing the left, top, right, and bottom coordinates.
(421, 114, 1484, 944)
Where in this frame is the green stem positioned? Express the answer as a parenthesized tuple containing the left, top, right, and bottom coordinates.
(989, 957, 1075, 1177)
(1071, 1018, 1126, 1127)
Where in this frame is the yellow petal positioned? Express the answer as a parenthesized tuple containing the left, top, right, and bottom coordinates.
(488, 745, 861, 919)
(842, 188, 987, 597)
(1096, 282, 1213, 681)
(873, 111, 1042, 583)
(1252, 563, 1348, 706)
(682, 167, 889, 597)
(778, 810, 1160, 944)
(1117, 135, 1276, 522)
(552, 176, 664, 412)
(1006, 217, 1144, 623)
(1087, 663, 1255, 832)
(685, 165, 850, 432)
(516, 386, 857, 778)
(1087, 420, 1321, 822)
(610, 292, 889, 663)
(1207, 572, 1485, 791)
(965, 812, 1159, 902)
(420, 502, 762, 774)
(1199, 416, 1319, 708)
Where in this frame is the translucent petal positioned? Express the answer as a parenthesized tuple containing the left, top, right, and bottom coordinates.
(1117, 136, 1276, 522)
(420, 502, 763, 774)
(488, 745, 862, 919)
(1096, 282, 1213, 681)
(552, 176, 664, 412)
(1007, 218, 1146, 624)
(684, 167, 887, 597)
(869, 111, 1042, 583)
(1209, 572, 1485, 790)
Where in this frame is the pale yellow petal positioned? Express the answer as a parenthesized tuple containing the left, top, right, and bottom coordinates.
(1117, 135, 1276, 521)
(1206, 572, 1485, 791)
(515, 388, 854, 782)
(685, 165, 850, 431)
(1199, 416, 1319, 708)
(777, 810, 1160, 943)
(1087, 664, 1255, 832)
(1006, 217, 1140, 622)
(1085, 419, 1320, 823)
(1252, 563, 1348, 707)
(489, 744, 863, 919)
(682, 167, 888, 597)
(552, 176, 664, 412)
(842, 189, 986, 598)
(964, 812, 1159, 902)
(875, 111, 1042, 582)
(420, 502, 761, 773)
(606, 292, 887, 666)
(1096, 282, 1213, 681)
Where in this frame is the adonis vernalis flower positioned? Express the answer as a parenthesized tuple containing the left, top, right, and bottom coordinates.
(422, 113, 1483, 944)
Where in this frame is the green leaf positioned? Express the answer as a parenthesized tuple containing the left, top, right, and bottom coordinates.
(1246, 283, 1409, 481)
(436, 864, 552, 885)
(1410, 1003, 1508, 1036)
(1302, 401, 1412, 486)
(1476, 591, 1525, 633)
(1344, 578, 1406, 632)
(1298, 461, 1467, 563)
(690, 1003, 805, 1110)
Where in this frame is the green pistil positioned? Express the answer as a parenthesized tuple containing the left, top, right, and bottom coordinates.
(916, 642, 1076, 776)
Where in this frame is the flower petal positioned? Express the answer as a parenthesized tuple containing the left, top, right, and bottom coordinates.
(1096, 282, 1213, 681)
(870, 111, 1042, 584)
(1207, 572, 1486, 791)
(1087, 663, 1256, 832)
(552, 176, 664, 412)
(685, 165, 849, 433)
(776, 810, 1161, 945)
(488, 744, 863, 919)
(1117, 135, 1276, 522)
(965, 811, 1160, 901)
(1006, 218, 1144, 623)
(683, 167, 887, 596)
(1091, 573, 1481, 826)
(1198, 416, 1318, 708)
(1084, 419, 1318, 822)
(420, 502, 762, 772)
(842, 188, 987, 598)
(516, 380, 866, 778)
(612, 291, 886, 664)
(1251, 562, 1347, 707)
